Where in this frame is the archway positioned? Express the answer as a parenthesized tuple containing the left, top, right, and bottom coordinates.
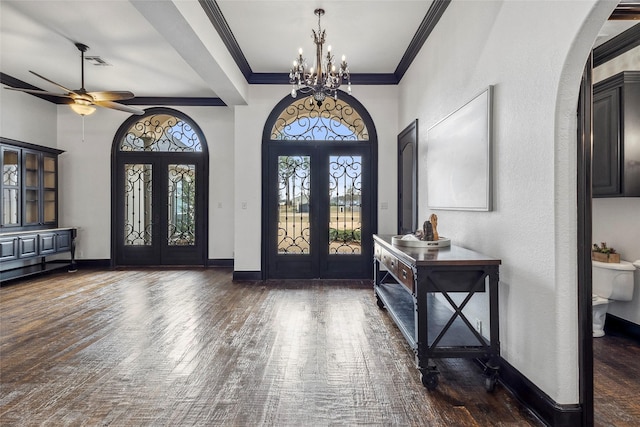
(554, 2, 618, 424)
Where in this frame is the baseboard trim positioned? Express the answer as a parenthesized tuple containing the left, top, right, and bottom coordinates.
(232, 270, 262, 281)
(605, 313, 640, 343)
(499, 358, 582, 426)
(76, 259, 111, 268)
(208, 258, 234, 268)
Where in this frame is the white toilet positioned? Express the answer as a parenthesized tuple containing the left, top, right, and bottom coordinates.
(592, 259, 636, 337)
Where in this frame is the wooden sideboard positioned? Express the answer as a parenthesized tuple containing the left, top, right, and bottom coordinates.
(373, 234, 501, 391)
(0, 227, 77, 283)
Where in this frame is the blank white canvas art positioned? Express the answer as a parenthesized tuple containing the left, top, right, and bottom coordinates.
(424, 86, 493, 211)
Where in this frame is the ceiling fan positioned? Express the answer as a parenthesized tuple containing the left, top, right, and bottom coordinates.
(5, 42, 144, 116)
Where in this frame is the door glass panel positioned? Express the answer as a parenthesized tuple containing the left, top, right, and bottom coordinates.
(278, 156, 311, 254)
(2, 189, 19, 225)
(329, 155, 362, 254)
(43, 190, 56, 223)
(124, 164, 153, 246)
(24, 153, 40, 224)
(168, 164, 196, 246)
(25, 153, 39, 187)
(2, 150, 19, 226)
(25, 189, 38, 224)
(43, 156, 56, 187)
(2, 150, 19, 186)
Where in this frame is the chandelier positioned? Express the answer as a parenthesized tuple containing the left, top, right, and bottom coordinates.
(289, 8, 351, 106)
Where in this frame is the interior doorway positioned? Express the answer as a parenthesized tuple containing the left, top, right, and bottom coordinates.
(576, 8, 639, 425)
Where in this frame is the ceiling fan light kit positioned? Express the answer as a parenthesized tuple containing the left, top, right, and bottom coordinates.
(4, 42, 144, 116)
(69, 102, 96, 116)
(289, 8, 351, 106)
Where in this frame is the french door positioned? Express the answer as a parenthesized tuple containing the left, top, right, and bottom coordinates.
(114, 153, 205, 266)
(266, 143, 372, 279)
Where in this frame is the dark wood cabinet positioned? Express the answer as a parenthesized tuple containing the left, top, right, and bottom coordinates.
(1, 138, 63, 229)
(1, 138, 76, 282)
(593, 71, 640, 197)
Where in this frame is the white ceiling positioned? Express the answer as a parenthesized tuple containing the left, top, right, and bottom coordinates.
(0, 0, 636, 108)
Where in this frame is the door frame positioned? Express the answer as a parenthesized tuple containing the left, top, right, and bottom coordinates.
(261, 92, 378, 280)
(111, 107, 209, 267)
(265, 142, 373, 279)
(397, 119, 418, 235)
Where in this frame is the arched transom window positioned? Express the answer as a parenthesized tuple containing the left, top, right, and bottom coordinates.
(119, 112, 203, 152)
(270, 97, 369, 141)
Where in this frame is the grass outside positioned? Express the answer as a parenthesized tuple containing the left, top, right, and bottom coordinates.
(278, 206, 361, 254)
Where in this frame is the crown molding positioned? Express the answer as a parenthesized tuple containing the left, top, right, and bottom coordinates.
(247, 72, 399, 85)
(593, 23, 640, 67)
(201, 0, 449, 85)
(120, 97, 227, 107)
(1, 73, 227, 107)
(1, 72, 68, 104)
(199, 0, 253, 80)
(394, 0, 451, 81)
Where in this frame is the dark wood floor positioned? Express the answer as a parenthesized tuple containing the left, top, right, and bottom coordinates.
(594, 329, 640, 426)
(0, 268, 633, 426)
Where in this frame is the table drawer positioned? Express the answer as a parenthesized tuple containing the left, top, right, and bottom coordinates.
(379, 248, 399, 276)
(396, 259, 414, 292)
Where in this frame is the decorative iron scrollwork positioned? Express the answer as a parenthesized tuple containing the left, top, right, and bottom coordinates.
(271, 97, 368, 141)
(329, 155, 362, 254)
(124, 164, 153, 246)
(120, 113, 202, 152)
(167, 164, 196, 246)
(278, 156, 311, 254)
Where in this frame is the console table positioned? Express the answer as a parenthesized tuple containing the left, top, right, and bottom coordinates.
(373, 234, 501, 391)
(0, 227, 77, 283)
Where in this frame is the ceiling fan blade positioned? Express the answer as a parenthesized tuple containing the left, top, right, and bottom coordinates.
(88, 91, 135, 102)
(29, 70, 80, 96)
(94, 100, 144, 115)
(4, 87, 73, 98)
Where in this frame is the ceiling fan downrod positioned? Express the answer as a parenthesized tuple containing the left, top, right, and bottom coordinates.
(75, 43, 89, 92)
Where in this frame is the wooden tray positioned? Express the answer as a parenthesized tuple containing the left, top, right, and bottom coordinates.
(392, 235, 451, 248)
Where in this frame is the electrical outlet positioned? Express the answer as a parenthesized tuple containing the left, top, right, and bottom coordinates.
(475, 319, 482, 335)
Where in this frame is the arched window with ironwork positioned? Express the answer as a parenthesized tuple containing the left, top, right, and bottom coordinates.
(262, 93, 377, 279)
(112, 107, 208, 267)
(269, 96, 369, 141)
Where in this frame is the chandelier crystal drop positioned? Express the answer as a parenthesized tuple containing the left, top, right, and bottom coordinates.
(289, 8, 351, 106)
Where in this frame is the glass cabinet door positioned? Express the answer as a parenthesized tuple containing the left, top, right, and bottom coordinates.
(2, 147, 20, 227)
(1, 140, 62, 230)
(43, 155, 57, 224)
(23, 151, 41, 225)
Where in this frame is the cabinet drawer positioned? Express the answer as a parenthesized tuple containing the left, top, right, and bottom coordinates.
(39, 233, 56, 255)
(56, 231, 71, 251)
(396, 259, 415, 292)
(0, 237, 18, 261)
(18, 235, 38, 258)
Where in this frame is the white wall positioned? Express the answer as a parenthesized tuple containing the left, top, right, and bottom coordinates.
(233, 84, 399, 272)
(55, 104, 235, 260)
(397, 0, 615, 405)
(0, 89, 57, 145)
(593, 198, 640, 325)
